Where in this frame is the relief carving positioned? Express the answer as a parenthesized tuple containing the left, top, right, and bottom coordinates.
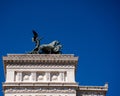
(15, 71, 67, 82)
(37, 72, 45, 81)
(51, 72, 59, 81)
(38, 75, 43, 80)
(22, 72, 31, 81)
(81, 91, 104, 96)
(5, 87, 76, 93)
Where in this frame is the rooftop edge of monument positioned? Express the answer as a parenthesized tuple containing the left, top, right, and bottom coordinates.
(3, 54, 78, 64)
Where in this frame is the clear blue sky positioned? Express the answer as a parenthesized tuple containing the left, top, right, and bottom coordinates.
(0, 0, 119, 96)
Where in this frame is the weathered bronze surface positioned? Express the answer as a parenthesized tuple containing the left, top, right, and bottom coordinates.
(28, 30, 62, 54)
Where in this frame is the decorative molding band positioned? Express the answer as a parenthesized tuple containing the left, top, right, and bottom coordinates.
(3, 83, 78, 87)
(3, 82, 78, 88)
(3, 54, 78, 64)
(78, 91, 105, 95)
(6, 64, 75, 69)
(4, 87, 76, 93)
(79, 85, 108, 91)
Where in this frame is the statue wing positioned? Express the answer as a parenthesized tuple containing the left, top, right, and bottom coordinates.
(32, 30, 38, 38)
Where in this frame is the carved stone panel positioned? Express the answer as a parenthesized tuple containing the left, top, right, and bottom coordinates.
(22, 72, 31, 82)
(37, 72, 45, 81)
(50, 72, 59, 82)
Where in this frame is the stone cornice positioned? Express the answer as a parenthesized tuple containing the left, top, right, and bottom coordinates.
(3, 54, 78, 64)
(3, 82, 78, 87)
(78, 85, 108, 91)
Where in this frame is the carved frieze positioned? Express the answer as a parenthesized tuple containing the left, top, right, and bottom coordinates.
(80, 91, 104, 96)
(14, 71, 67, 82)
(5, 87, 76, 93)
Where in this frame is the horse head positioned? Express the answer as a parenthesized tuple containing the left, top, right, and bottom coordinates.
(53, 44, 62, 52)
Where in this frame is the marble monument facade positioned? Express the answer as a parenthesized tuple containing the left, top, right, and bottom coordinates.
(2, 54, 108, 96)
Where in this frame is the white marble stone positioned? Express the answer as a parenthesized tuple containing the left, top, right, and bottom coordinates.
(2, 54, 108, 96)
